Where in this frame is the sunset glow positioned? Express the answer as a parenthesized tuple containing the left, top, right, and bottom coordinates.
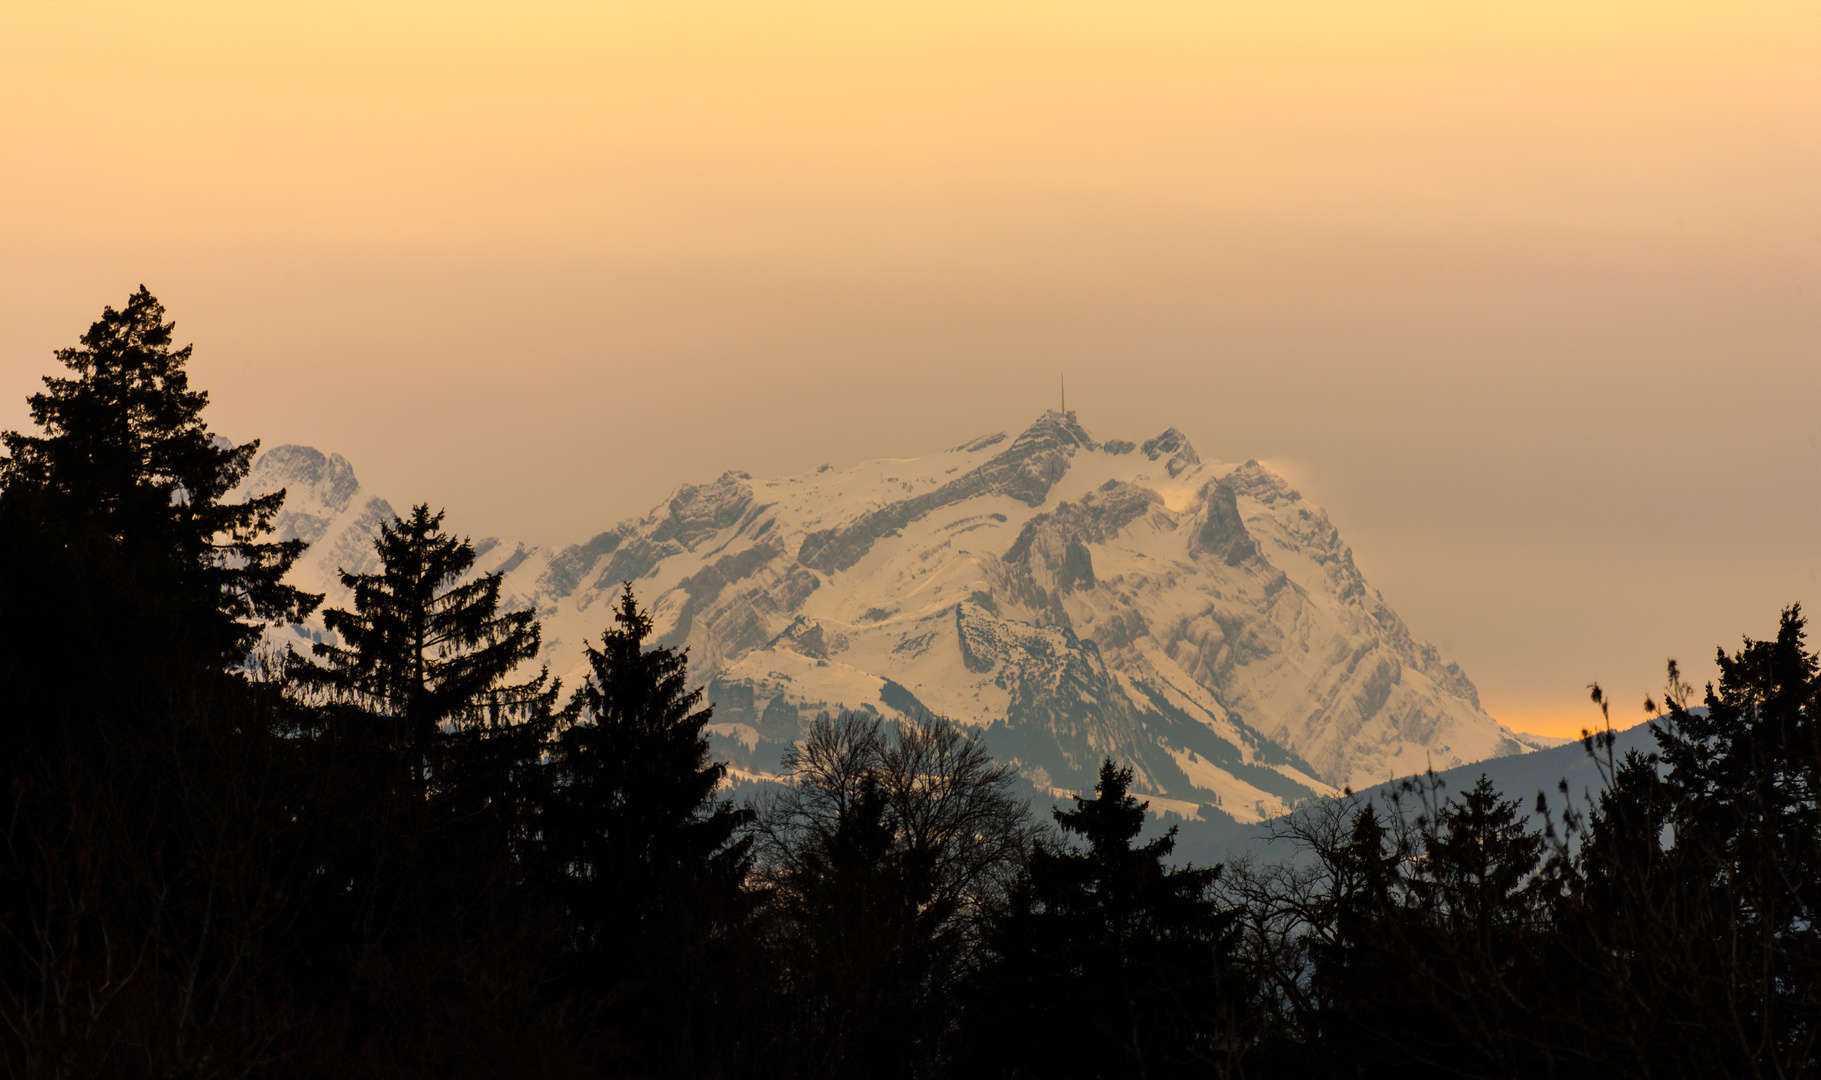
(4, 0, 1817, 736)
(6, 2, 1814, 256)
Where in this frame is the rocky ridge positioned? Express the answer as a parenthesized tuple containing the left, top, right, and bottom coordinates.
(237, 413, 1552, 825)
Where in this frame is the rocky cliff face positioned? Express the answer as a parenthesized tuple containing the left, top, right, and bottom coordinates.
(237, 412, 1546, 824)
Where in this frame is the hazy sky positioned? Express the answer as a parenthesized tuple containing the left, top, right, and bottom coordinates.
(4, 1, 1818, 736)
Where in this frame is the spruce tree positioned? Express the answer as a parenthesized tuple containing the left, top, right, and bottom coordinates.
(1422, 775, 1547, 940)
(545, 584, 750, 940)
(1412, 775, 1551, 1075)
(0, 288, 321, 1075)
(0, 285, 318, 672)
(1297, 801, 1421, 1073)
(298, 503, 552, 799)
(542, 584, 755, 1077)
(965, 759, 1241, 1079)
(1642, 607, 1821, 1076)
(286, 504, 558, 1066)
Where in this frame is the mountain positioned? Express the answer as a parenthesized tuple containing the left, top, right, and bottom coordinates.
(237, 412, 1555, 826)
(1351, 717, 1660, 834)
(1180, 718, 1663, 868)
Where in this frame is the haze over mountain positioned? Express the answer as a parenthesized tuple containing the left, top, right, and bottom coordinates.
(241, 412, 1560, 826)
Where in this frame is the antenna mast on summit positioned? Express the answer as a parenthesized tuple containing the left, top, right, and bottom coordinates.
(1061, 374, 1066, 414)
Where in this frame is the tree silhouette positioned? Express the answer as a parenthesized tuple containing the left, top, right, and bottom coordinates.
(1597, 607, 1821, 1076)
(0, 288, 322, 1076)
(282, 503, 561, 1074)
(963, 759, 1240, 1079)
(754, 711, 1033, 1078)
(546, 584, 750, 940)
(541, 584, 756, 1076)
(0, 285, 318, 670)
(297, 503, 551, 800)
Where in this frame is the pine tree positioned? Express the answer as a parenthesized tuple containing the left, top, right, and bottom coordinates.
(1545, 745, 1692, 1076)
(546, 584, 750, 941)
(297, 503, 552, 800)
(542, 584, 756, 1077)
(0, 288, 321, 1075)
(1412, 775, 1551, 1075)
(0, 286, 318, 672)
(965, 759, 1241, 1079)
(284, 504, 559, 1068)
(1644, 606, 1821, 1076)
(1423, 775, 1547, 938)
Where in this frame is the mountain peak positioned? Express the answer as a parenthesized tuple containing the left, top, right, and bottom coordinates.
(1225, 459, 1299, 506)
(1014, 409, 1098, 453)
(240, 444, 364, 546)
(1140, 427, 1200, 478)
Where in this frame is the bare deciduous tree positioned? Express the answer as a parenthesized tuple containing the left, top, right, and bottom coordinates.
(748, 711, 1037, 1079)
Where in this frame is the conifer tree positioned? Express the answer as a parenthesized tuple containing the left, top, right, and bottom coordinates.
(0, 288, 321, 1075)
(1422, 775, 1548, 939)
(965, 759, 1241, 1079)
(1297, 799, 1414, 1066)
(298, 503, 552, 799)
(1410, 775, 1551, 1074)
(545, 584, 750, 941)
(284, 504, 557, 1067)
(540, 585, 757, 1077)
(0, 285, 318, 681)
(1613, 607, 1821, 1076)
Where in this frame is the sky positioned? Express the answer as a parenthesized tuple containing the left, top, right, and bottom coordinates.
(3, 1, 1818, 737)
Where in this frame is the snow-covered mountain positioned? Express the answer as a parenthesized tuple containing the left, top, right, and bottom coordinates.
(238, 413, 1555, 826)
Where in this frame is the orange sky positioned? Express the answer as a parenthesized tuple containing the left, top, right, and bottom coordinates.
(4, 1, 1819, 736)
(6, 2, 1814, 256)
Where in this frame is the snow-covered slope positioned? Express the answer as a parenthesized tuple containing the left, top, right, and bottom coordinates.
(237, 413, 1551, 824)
(1352, 720, 1658, 837)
